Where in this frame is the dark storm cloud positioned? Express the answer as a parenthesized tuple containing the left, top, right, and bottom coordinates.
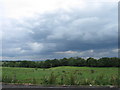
(2, 2, 118, 59)
(28, 7, 117, 51)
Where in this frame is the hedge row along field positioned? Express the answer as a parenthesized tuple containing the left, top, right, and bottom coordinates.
(2, 66, 119, 86)
(2, 57, 120, 68)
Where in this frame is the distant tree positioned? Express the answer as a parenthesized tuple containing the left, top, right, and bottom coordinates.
(98, 57, 120, 67)
(37, 61, 45, 68)
(68, 57, 76, 66)
(50, 59, 60, 67)
(43, 59, 52, 68)
(76, 57, 86, 66)
(60, 58, 69, 66)
(109, 57, 120, 67)
(86, 57, 98, 67)
(19, 61, 33, 67)
(2, 57, 120, 68)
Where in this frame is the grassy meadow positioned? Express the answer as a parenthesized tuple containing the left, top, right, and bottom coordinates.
(2, 66, 119, 86)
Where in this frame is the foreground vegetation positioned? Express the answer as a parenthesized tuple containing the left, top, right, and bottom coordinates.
(2, 66, 119, 86)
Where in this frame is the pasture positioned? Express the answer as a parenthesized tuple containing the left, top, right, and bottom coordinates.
(2, 66, 119, 86)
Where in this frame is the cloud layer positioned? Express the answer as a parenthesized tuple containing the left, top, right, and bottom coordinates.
(1, 0, 118, 60)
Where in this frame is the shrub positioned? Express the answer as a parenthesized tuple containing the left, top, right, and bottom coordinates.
(90, 70, 95, 74)
(2, 75, 13, 83)
(41, 72, 57, 85)
(48, 72, 57, 85)
(32, 78, 37, 84)
(69, 73, 76, 85)
(41, 76, 49, 85)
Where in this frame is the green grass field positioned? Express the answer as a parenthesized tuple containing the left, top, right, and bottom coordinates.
(2, 66, 119, 86)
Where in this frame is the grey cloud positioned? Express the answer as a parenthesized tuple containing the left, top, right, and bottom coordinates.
(2, 2, 118, 59)
(28, 9, 117, 51)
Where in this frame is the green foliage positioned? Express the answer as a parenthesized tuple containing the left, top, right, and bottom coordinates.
(41, 76, 49, 85)
(2, 75, 13, 83)
(2, 66, 119, 86)
(86, 57, 98, 67)
(2, 74, 18, 83)
(48, 72, 57, 85)
(32, 77, 37, 84)
(2, 57, 120, 68)
(69, 73, 76, 85)
(41, 72, 57, 85)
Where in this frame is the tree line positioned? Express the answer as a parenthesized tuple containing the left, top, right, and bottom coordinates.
(2, 57, 120, 68)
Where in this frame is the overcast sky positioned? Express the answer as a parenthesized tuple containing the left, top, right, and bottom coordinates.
(1, 0, 118, 60)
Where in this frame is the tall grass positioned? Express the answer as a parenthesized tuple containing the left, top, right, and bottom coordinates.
(41, 72, 57, 85)
(2, 66, 119, 86)
(2, 74, 18, 83)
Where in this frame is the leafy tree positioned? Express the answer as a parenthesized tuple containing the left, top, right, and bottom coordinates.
(60, 58, 69, 66)
(86, 57, 98, 67)
(2, 57, 120, 68)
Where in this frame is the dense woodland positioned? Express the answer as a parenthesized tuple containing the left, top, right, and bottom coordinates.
(2, 57, 120, 68)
